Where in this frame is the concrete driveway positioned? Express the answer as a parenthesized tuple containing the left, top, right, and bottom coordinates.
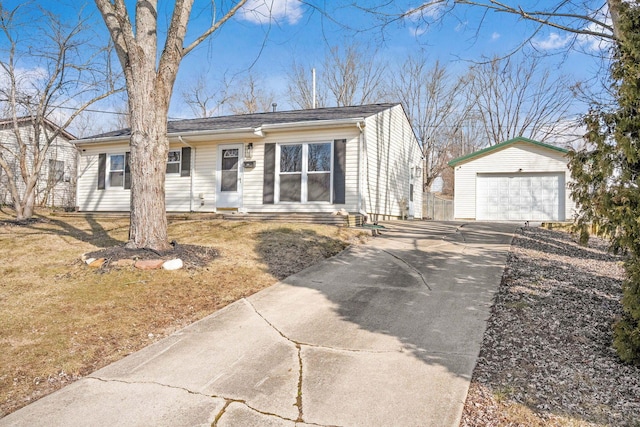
(0, 221, 516, 427)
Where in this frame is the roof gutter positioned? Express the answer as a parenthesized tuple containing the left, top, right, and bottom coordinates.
(74, 126, 263, 146)
(74, 118, 366, 147)
(260, 117, 365, 131)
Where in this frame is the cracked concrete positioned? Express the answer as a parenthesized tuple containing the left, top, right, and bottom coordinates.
(0, 221, 516, 427)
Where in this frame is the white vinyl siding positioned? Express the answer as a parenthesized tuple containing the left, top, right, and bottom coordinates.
(362, 104, 423, 220)
(75, 104, 423, 218)
(453, 142, 575, 221)
(242, 128, 361, 214)
(0, 124, 77, 209)
(77, 147, 130, 211)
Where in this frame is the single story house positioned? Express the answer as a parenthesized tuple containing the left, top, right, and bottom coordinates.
(74, 103, 423, 220)
(448, 137, 575, 221)
(0, 117, 77, 209)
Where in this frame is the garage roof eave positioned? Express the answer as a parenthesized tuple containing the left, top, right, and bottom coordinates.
(448, 136, 569, 167)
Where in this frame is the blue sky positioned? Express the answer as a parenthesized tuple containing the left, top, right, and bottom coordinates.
(1, 0, 611, 132)
(177, 0, 611, 118)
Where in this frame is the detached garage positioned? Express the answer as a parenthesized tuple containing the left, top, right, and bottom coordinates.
(448, 137, 575, 221)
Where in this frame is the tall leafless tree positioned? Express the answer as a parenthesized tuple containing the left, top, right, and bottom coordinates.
(182, 73, 233, 118)
(227, 73, 275, 114)
(324, 43, 387, 107)
(392, 55, 476, 191)
(0, 4, 121, 220)
(93, 0, 250, 250)
(467, 56, 576, 145)
(286, 60, 327, 109)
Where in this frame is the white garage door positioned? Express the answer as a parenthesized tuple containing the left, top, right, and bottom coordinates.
(476, 173, 565, 221)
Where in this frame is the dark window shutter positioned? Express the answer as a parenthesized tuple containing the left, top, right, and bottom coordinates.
(333, 139, 346, 204)
(181, 147, 191, 177)
(124, 152, 131, 189)
(410, 184, 414, 202)
(263, 143, 275, 204)
(98, 153, 106, 190)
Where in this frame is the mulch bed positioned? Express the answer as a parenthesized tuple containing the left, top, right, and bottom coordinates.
(461, 227, 640, 426)
(85, 243, 218, 269)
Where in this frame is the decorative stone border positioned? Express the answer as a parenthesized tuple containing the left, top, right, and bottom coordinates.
(82, 255, 184, 270)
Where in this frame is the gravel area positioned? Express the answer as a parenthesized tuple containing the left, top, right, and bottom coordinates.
(461, 226, 640, 426)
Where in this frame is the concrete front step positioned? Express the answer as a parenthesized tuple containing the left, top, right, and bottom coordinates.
(222, 213, 363, 226)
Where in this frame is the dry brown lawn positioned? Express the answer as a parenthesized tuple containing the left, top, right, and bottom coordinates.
(0, 208, 368, 417)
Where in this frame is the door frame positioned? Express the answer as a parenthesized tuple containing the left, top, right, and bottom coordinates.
(216, 143, 244, 209)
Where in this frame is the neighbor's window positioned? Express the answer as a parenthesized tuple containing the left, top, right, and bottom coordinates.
(48, 159, 64, 184)
(166, 150, 181, 174)
(277, 142, 331, 203)
(108, 154, 125, 188)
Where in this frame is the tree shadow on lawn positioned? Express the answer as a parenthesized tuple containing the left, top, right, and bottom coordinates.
(0, 212, 126, 248)
(255, 227, 349, 280)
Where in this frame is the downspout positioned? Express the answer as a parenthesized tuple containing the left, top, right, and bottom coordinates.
(178, 136, 195, 212)
(356, 121, 367, 220)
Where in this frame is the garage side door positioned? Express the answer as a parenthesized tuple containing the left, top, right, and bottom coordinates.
(476, 173, 564, 221)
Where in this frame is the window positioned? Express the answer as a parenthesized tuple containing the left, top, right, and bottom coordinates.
(277, 142, 332, 203)
(220, 148, 239, 192)
(108, 154, 125, 188)
(48, 159, 64, 184)
(166, 150, 181, 174)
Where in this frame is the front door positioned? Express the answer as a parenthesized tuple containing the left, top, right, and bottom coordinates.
(216, 144, 243, 208)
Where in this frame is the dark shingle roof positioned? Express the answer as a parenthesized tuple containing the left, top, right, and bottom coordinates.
(85, 103, 399, 140)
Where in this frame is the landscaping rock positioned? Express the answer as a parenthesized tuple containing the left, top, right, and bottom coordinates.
(88, 258, 106, 268)
(162, 258, 183, 270)
(134, 259, 165, 270)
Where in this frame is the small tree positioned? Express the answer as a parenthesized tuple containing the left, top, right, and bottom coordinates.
(0, 4, 120, 220)
(568, 2, 640, 364)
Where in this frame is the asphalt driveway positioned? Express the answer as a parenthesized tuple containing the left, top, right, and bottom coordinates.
(0, 221, 516, 427)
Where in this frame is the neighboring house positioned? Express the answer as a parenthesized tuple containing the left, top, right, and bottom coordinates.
(74, 103, 423, 220)
(448, 137, 575, 221)
(0, 117, 77, 209)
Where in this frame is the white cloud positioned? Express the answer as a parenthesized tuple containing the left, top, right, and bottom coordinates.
(532, 32, 571, 50)
(239, 0, 303, 25)
(577, 21, 613, 52)
(491, 32, 500, 41)
(0, 66, 47, 97)
(405, 2, 446, 22)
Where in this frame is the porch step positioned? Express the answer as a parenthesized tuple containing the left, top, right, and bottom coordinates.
(221, 212, 364, 226)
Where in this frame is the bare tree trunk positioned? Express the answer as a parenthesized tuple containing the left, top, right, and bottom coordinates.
(127, 94, 170, 249)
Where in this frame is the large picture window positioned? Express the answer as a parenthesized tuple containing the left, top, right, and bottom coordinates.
(277, 142, 332, 203)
